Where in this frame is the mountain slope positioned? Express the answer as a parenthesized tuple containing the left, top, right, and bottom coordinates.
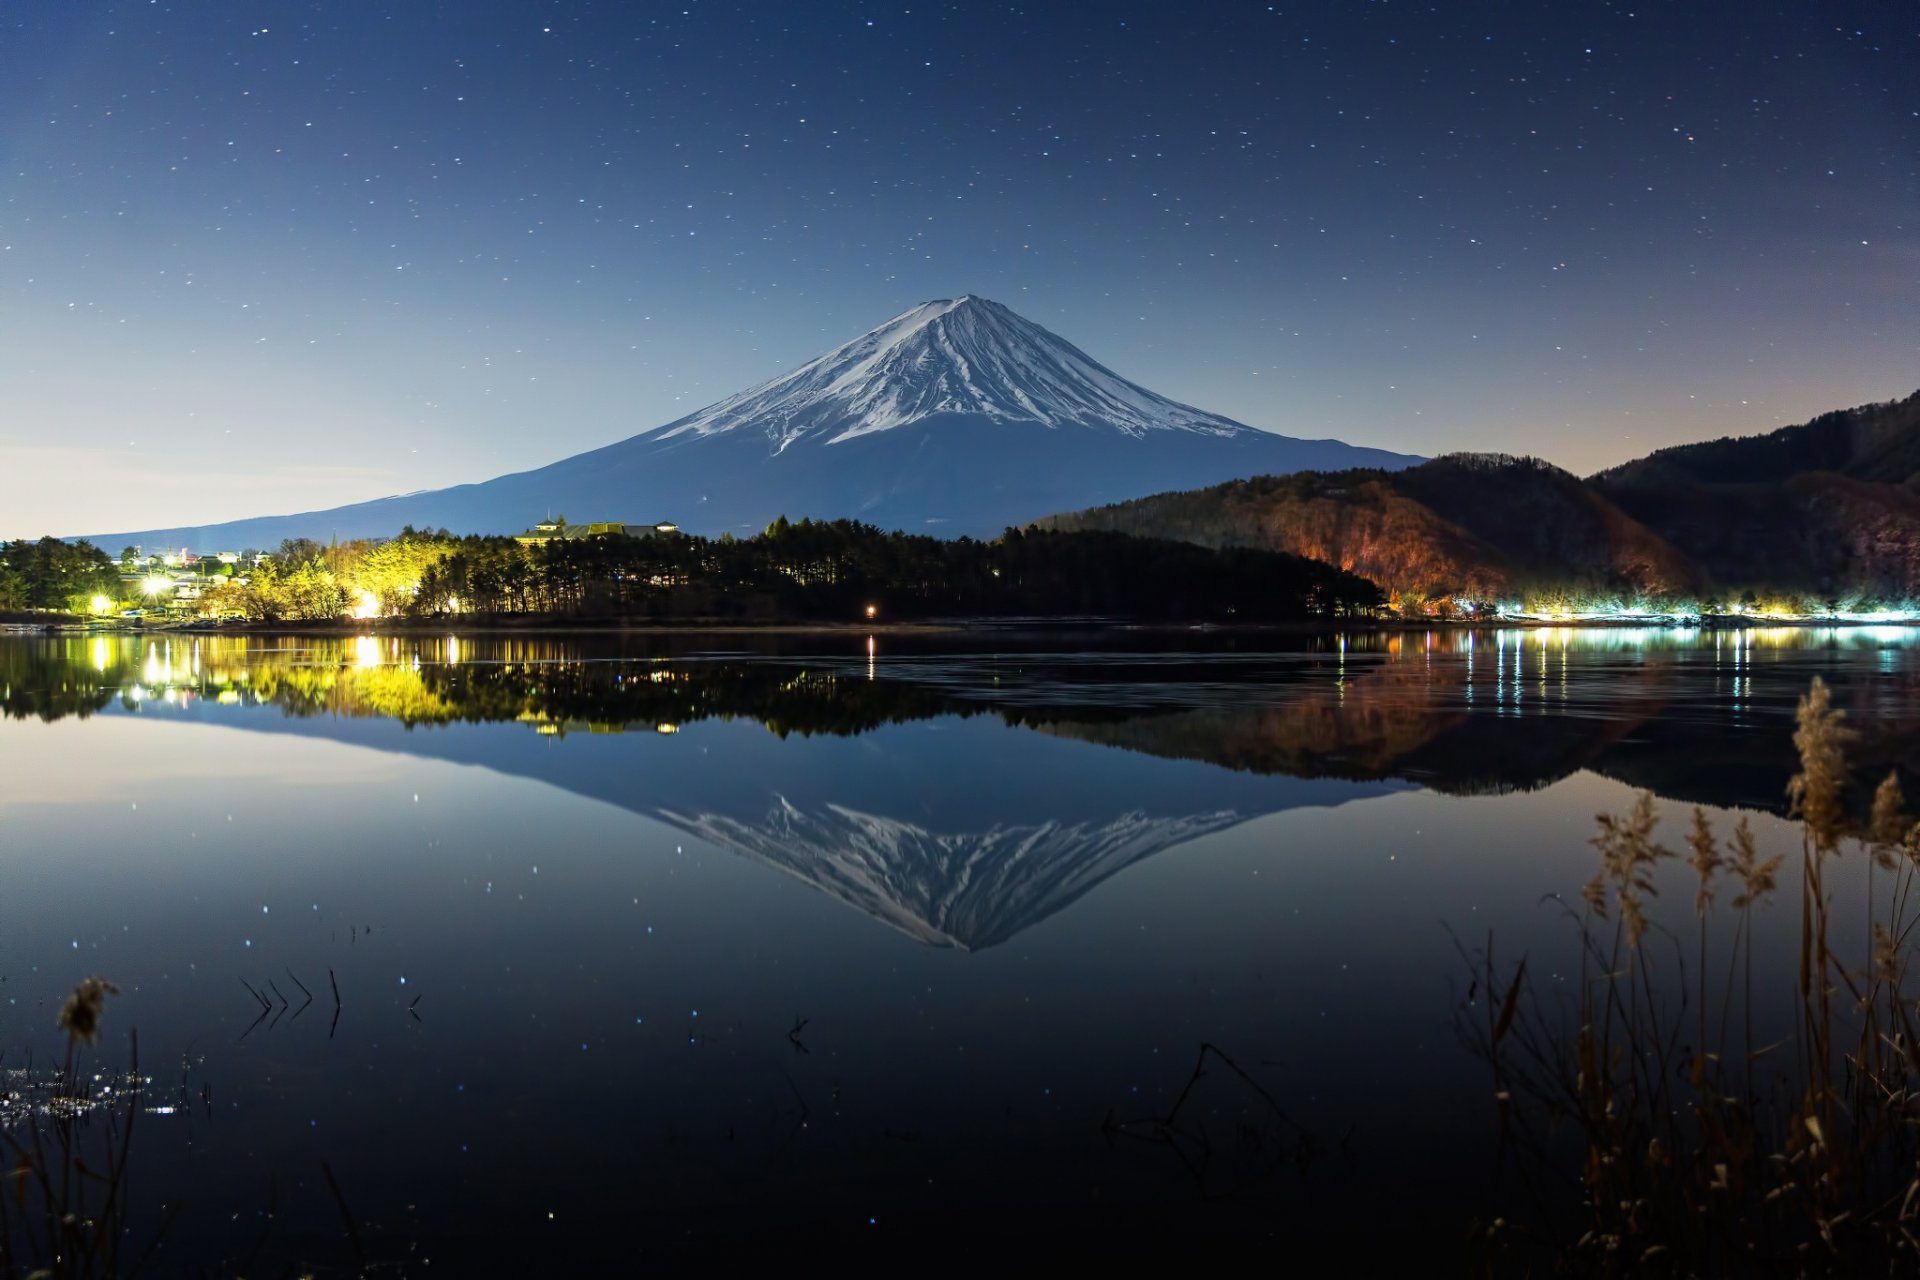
(653, 295, 1254, 446)
(1593, 391, 1920, 599)
(1594, 391, 1920, 489)
(1038, 454, 1698, 605)
(79, 296, 1420, 548)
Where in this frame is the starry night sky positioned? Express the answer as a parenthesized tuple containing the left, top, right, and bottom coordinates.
(3, 1, 1914, 538)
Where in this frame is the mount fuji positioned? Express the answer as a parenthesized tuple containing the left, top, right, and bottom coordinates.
(85, 296, 1419, 547)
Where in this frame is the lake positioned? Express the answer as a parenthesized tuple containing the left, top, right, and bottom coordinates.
(0, 626, 1913, 1270)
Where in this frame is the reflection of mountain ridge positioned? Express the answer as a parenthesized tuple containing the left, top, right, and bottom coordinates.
(1017, 640, 1920, 814)
(661, 797, 1247, 950)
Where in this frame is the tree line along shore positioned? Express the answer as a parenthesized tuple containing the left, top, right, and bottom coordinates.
(0, 519, 1385, 626)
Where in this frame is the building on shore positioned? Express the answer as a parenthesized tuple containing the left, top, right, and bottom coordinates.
(513, 517, 679, 548)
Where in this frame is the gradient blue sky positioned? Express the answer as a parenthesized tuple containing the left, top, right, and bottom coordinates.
(3, 1, 1914, 538)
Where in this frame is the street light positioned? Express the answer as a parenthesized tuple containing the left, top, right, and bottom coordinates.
(865, 604, 877, 620)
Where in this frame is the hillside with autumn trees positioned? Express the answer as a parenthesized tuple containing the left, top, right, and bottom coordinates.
(1038, 454, 1697, 613)
(1041, 392, 1920, 614)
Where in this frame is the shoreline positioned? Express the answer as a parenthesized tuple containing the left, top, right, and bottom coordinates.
(8, 614, 1919, 639)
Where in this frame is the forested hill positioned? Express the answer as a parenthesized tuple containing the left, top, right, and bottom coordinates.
(1594, 390, 1920, 489)
(1039, 392, 1920, 610)
(1588, 392, 1920, 604)
(404, 522, 1386, 622)
(1035, 454, 1697, 610)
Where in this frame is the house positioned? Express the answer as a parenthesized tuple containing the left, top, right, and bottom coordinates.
(514, 518, 680, 548)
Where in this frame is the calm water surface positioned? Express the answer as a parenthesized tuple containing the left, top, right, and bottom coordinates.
(1, 627, 1914, 1269)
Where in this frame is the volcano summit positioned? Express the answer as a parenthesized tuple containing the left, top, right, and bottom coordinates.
(87, 296, 1419, 547)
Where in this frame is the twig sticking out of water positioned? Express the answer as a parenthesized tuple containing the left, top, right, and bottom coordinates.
(319, 1160, 369, 1275)
(239, 1006, 269, 1042)
(284, 969, 316, 1024)
(1104, 1041, 1312, 1201)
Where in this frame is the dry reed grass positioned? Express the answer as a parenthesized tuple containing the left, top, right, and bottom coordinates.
(0, 976, 146, 1279)
(1462, 676, 1920, 1274)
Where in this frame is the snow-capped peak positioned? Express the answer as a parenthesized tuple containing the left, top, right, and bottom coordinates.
(649, 295, 1255, 450)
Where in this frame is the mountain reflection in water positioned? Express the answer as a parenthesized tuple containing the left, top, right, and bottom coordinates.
(4, 626, 1919, 1267)
(7, 627, 1919, 948)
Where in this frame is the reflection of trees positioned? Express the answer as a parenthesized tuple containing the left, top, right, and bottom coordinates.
(9, 631, 1920, 817)
(414, 662, 968, 736)
(245, 665, 458, 725)
(0, 643, 119, 722)
(1, 636, 971, 734)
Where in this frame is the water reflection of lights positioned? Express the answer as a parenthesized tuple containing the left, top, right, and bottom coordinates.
(54, 626, 1920, 734)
